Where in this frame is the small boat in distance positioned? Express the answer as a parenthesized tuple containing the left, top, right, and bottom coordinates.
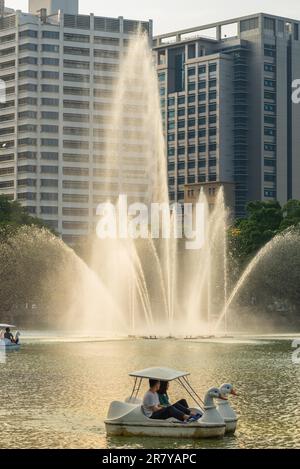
(0, 324, 21, 350)
(105, 367, 231, 439)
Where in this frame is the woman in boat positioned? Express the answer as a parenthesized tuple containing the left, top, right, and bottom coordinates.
(158, 381, 201, 417)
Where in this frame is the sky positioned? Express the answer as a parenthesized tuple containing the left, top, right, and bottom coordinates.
(5, 0, 300, 35)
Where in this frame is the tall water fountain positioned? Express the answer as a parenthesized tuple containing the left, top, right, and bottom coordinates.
(86, 32, 229, 337)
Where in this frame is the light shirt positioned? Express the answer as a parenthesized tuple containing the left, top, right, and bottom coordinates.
(142, 390, 160, 417)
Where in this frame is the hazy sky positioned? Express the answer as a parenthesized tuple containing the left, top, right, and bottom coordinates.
(6, 0, 300, 34)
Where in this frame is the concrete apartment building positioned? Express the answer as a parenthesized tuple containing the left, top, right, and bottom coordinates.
(0, 0, 151, 244)
(153, 13, 300, 217)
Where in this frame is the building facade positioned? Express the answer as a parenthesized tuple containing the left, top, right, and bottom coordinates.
(154, 13, 300, 217)
(0, 0, 151, 244)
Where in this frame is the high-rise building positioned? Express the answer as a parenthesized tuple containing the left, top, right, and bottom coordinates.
(0, 0, 151, 244)
(153, 13, 300, 217)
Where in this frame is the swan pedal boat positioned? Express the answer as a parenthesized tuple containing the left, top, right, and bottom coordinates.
(0, 324, 21, 350)
(105, 367, 237, 439)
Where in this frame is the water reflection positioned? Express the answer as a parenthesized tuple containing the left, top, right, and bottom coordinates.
(0, 338, 300, 448)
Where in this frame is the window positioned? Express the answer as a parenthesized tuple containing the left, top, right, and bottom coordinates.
(19, 43, 37, 52)
(64, 46, 89, 56)
(199, 92, 206, 102)
(209, 63, 217, 72)
(295, 24, 299, 41)
(41, 165, 59, 173)
(188, 107, 196, 115)
(264, 116, 276, 124)
(199, 144, 206, 153)
(41, 179, 58, 187)
(41, 193, 58, 201)
(199, 117, 206, 125)
(178, 161, 185, 170)
(264, 189, 276, 198)
(199, 104, 206, 114)
(42, 58, 59, 66)
(209, 91, 217, 100)
(264, 159, 276, 167)
(188, 118, 196, 127)
(178, 108, 185, 116)
(41, 125, 59, 133)
(41, 111, 59, 120)
(264, 17, 275, 32)
(41, 139, 59, 146)
(168, 97, 175, 107)
(42, 44, 59, 53)
(209, 128, 217, 136)
(198, 65, 206, 74)
(264, 63, 276, 72)
(41, 207, 58, 215)
(19, 70, 37, 79)
(178, 147, 185, 155)
(188, 159, 196, 167)
(188, 44, 196, 59)
(178, 96, 185, 105)
(199, 80, 206, 89)
(188, 82, 196, 92)
(209, 115, 217, 124)
(43, 31, 60, 39)
(264, 127, 276, 136)
(168, 134, 175, 142)
(264, 91, 276, 101)
(41, 152, 58, 160)
(42, 98, 59, 106)
(209, 103, 217, 112)
(19, 30, 38, 38)
(64, 59, 90, 69)
(209, 143, 217, 151)
(199, 129, 206, 138)
(19, 57, 37, 65)
(42, 71, 59, 79)
(264, 79, 276, 88)
(240, 17, 259, 32)
(168, 148, 175, 157)
(158, 73, 165, 82)
(178, 132, 185, 140)
(188, 67, 196, 76)
(64, 33, 89, 42)
(188, 130, 196, 139)
(264, 103, 276, 112)
(188, 95, 196, 103)
(264, 143, 276, 151)
(178, 120, 185, 128)
(41, 84, 59, 93)
(264, 48, 276, 58)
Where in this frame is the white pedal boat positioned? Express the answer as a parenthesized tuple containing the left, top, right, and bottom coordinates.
(0, 324, 21, 350)
(105, 367, 228, 439)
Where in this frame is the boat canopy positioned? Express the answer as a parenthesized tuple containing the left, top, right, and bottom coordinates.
(0, 324, 16, 329)
(129, 367, 190, 381)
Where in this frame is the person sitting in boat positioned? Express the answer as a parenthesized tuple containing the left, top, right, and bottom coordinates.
(142, 379, 191, 422)
(4, 327, 14, 343)
(158, 381, 201, 417)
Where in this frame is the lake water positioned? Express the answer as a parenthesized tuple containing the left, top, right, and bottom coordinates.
(1, 336, 300, 449)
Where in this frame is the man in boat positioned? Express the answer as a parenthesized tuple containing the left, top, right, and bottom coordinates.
(142, 379, 191, 422)
(4, 327, 15, 343)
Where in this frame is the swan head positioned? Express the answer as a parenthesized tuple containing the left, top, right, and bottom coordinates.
(219, 383, 237, 400)
(207, 387, 224, 400)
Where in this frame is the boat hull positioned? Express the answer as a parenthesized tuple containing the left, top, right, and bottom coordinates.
(0, 339, 20, 350)
(105, 421, 225, 439)
(225, 419, 238, 434)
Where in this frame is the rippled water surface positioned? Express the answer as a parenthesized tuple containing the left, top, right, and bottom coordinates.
(1, 337, 300, 449)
